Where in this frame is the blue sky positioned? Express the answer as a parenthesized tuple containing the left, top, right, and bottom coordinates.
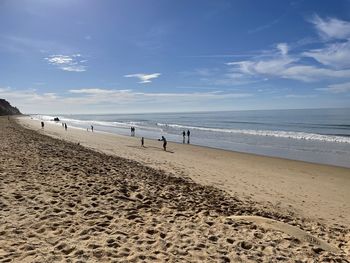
(1, 0, 350, 114)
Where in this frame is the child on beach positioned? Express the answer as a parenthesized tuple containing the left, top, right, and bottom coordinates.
(141, 137, 144, 147)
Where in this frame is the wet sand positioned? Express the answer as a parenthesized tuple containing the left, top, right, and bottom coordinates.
(0, 116, 349, 262)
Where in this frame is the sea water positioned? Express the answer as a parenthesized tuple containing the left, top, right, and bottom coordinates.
(32, 108, 350, 168)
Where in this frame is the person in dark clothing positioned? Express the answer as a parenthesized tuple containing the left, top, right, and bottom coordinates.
(182, 130, 186, 143)
(91, 125, 94, 132)
(187, 129, 190, 144)
(41, 121, 44, 129)
(64, 123, 67, 131)
(158, 136, 167, 151)
(141, 137, 144, 147)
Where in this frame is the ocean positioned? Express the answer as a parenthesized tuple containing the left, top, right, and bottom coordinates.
(32, 108, 350, 168)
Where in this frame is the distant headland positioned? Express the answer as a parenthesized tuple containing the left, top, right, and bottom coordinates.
(0, 99, 21, 116)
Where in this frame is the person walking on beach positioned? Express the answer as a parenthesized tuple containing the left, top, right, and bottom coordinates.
(41, 121, 44, 129)
(64, 123, 67, 131)
(158, 136, 167, 151)
(131, 126, 135, 136)
(182, 130, 186, 144)
(91, 125, 94, 132)
(141, 137, 144, 147)
(187, 129, 190, 144)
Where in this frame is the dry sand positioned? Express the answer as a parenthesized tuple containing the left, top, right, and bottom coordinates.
(0, 116, 349, 262)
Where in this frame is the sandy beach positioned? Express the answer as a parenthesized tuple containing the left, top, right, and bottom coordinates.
(0, 116, 349, 262)
(19, 117, 350, 226)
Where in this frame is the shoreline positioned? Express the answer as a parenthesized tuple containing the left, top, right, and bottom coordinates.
(31, 113, 350, 169)
(18, 116, 350, 226)
(26, 115, 350, 169)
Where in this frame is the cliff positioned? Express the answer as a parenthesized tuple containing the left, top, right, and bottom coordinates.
(0, 99, 21, 116)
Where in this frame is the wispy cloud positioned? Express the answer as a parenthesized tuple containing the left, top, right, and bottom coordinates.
(0, 87, 60, 103)
(124, 73, 161, 83)
(0, 86, 253, 113)
(276, 43, 289, 56)
(248, 17, 281, 34)
(0, 35, 70, 54)
(310, 15, 350, 40)
(45, 54, 87, 72)
(69, 88, 119, 94)
(317, 82, 350, 93)
(225, 16, 350, 84)
(303, 41, 350, 69)
(67, 88, 251, 99)
(285, 94, 317, 98)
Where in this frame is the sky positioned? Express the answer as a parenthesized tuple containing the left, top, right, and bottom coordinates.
(1, 0, 350, 114)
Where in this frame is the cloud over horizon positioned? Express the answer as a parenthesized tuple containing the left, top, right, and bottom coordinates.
(0, 87, 253, 114)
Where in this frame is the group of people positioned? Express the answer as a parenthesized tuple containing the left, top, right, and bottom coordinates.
(61, 122, 68, 131)
(139, 129, 191, 152)
(40, 121, 67, 131)
(39, 120, 188, 153)
(182, 130, 191, 144)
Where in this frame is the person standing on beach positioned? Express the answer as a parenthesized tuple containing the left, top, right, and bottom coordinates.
(41, 121, 44, 129)
(91, 125, 94, 132)
(158, 136, 167, 151)
(141, 137, 144, 147)
(64, 123, 67, 131)
(182, 130, 186, 143)
(187, 129, 190, 144)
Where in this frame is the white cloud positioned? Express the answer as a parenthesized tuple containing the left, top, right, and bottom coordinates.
(45, 54, 87, 72)
(224, 16, 350, 84)
(310, 15, 350, 40)
(317, 82, 350, 93)
(124, 73, 161, 83)
(227, 36, 350, 82)
(285, 94, 317, 98)
(69, 88, 117, 94)
(303, 41, 350, 69)
(276, 43, 288, 56)
(0, 86, 252, 113)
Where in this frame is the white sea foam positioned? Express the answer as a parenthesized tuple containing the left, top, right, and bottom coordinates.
(156, 123, 350, 144)
(31, 115, 162, 132)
